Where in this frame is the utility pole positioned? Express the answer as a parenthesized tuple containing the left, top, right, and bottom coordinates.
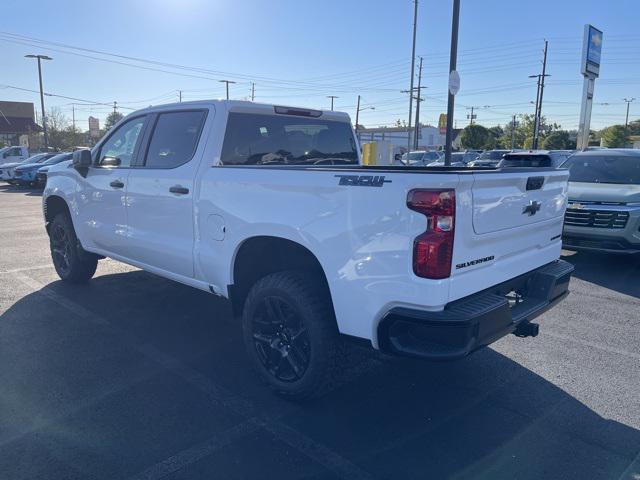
(251, 82, 255, 102)
(407, 0, 419, 153)
(529, 40, 549, 149)
(511, 114, 517, 150)
(72, 104, 76, 132)
(219, 80, 236, 100)
(444, 0, 461, 166)
(466, 106, 476, 125)
(178, 90, 182, 102)
(327, 95, 338, 111)
(113, 101, 118, 115)
(25, 54, 52, 150)
(624, 97, 635, 128)
(355, 95, 361, 135)
(413, 57, 424, 150)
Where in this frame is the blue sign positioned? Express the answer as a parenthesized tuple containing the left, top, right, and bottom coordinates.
(582, 24, 603, 77)
(587, 26, 603, 66)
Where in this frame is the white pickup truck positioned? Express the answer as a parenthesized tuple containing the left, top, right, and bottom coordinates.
(43, 100, 573, 398)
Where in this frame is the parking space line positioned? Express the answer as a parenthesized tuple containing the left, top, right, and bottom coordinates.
(128, 418, 263, 480)
(13, 271, 375, 480)
(0, 264, 52, 274)
(618, 448, 640, 480)
(543, 331, 640, 361)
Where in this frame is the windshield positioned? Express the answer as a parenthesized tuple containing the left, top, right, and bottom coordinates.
(221, 113, 358, 165)
(563, 155, 640, 185)
(406, 152, 425, 161)
(22, 154, 48, 164)
(41, 153, 72, 166)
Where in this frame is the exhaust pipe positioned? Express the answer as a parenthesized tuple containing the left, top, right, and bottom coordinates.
(514, 322, 539, 338)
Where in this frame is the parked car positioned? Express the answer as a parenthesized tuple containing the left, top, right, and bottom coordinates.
(43, 100, 572, 398)
(14, 152, 72, 187)
(498, 150, 574, 168)
(561, 149, 640, 254)
(427, 151, 478, 167)
(396, 150, 443, 166)
(0, 146, 29, 165)
(36, 158, 73, 187)
(468, 149, 510, 167)
(0, 153, 55, 183)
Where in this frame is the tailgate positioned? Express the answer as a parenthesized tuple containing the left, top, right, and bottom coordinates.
(471, 169, 569, 234)
(448, 169, 569, 303)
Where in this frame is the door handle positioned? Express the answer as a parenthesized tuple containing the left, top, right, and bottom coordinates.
(110, 180, 124, 189)
(169, 185, 189, 195)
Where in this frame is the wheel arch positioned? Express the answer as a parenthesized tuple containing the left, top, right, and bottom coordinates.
(229, 235, 335, 318)
(43, 195, 71, 234)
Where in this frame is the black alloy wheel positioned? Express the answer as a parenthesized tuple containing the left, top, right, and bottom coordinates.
(251, 295, 311, 382)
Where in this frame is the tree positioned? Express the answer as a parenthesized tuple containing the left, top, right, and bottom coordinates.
(105, 111, 124, 131)
(600, 125, 628, 147)
(460, 124, 490, 149)
(543, 130, 571, 150)
(46, 107, 77, 151)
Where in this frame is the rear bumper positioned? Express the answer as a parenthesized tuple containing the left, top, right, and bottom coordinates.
(378, 259, 573, 360)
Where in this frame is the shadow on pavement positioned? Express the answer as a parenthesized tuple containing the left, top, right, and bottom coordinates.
(0, 269, 638, 479)
(0, 184, 43, 196)
(563, 249, 640, 299)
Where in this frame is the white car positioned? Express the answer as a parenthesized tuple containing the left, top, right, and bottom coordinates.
(0, 145, 29, 165)
(43, 100, 573, 398)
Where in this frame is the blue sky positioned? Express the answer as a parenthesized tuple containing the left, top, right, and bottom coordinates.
(2, 0, 639, 132)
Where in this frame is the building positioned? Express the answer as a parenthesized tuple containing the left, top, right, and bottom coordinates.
(356, 124, 463, 153)
(0, 101, 41, 148)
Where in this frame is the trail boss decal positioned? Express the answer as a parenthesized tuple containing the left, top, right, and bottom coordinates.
(456, 255, 495, 270)
(335, 175, 392, 187)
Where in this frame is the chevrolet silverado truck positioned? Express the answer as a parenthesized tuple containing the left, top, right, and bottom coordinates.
(42, 100, 573, 398)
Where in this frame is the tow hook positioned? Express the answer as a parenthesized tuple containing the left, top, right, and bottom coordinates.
(514, 322, 539, 338)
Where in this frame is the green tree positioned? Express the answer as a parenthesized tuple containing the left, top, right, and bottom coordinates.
(543, 130, 570, 150)
(460, 124, 490, 149)
(600, 125, 628, 147)
(104, 111, 124, 131)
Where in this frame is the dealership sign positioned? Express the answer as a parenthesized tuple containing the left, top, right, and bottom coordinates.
(581, 24, 603, 78)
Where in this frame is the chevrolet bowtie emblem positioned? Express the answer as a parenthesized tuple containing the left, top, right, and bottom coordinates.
(522, 200, 542, 216)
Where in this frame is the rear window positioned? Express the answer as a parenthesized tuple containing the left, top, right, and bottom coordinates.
(500, 154, 552, 168)
(220, 112, 358, 166)
(563, 155, 640, 185)
(478, 151, 507, 160)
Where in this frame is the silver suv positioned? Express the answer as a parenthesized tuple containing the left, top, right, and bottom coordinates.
(561, 149, 640, 254)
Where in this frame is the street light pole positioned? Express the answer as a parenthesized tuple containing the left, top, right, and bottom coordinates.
(25, 54, 52, 150)
(624, 97, 635, 128)
(444, 0, 460, 166)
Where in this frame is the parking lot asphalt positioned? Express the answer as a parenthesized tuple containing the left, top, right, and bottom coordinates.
(0, 184, 639, 480)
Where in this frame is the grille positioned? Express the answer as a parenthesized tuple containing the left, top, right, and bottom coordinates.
(564, 208, 629, 229)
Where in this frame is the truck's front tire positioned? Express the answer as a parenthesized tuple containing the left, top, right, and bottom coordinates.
(49, 213, 98, 283)
(242, 271, 340, 400)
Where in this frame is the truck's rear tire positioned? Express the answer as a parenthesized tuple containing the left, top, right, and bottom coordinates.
(49, 213, 98, 283)
(242, 270, 340, 400)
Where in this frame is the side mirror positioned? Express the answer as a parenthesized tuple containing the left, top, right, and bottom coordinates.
(73, 149, 92, 168)
(100, 156, 121, 167)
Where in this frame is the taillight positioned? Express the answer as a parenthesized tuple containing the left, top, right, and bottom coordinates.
(407, 189, 455, 279)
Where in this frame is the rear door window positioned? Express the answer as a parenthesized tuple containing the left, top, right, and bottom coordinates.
(144, 110, 206, 169)
(220, 112, 358, 166)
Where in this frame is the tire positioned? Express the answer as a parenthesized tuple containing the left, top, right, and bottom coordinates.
(49, 212, 98, 283)
(242, 270, 340, 400)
